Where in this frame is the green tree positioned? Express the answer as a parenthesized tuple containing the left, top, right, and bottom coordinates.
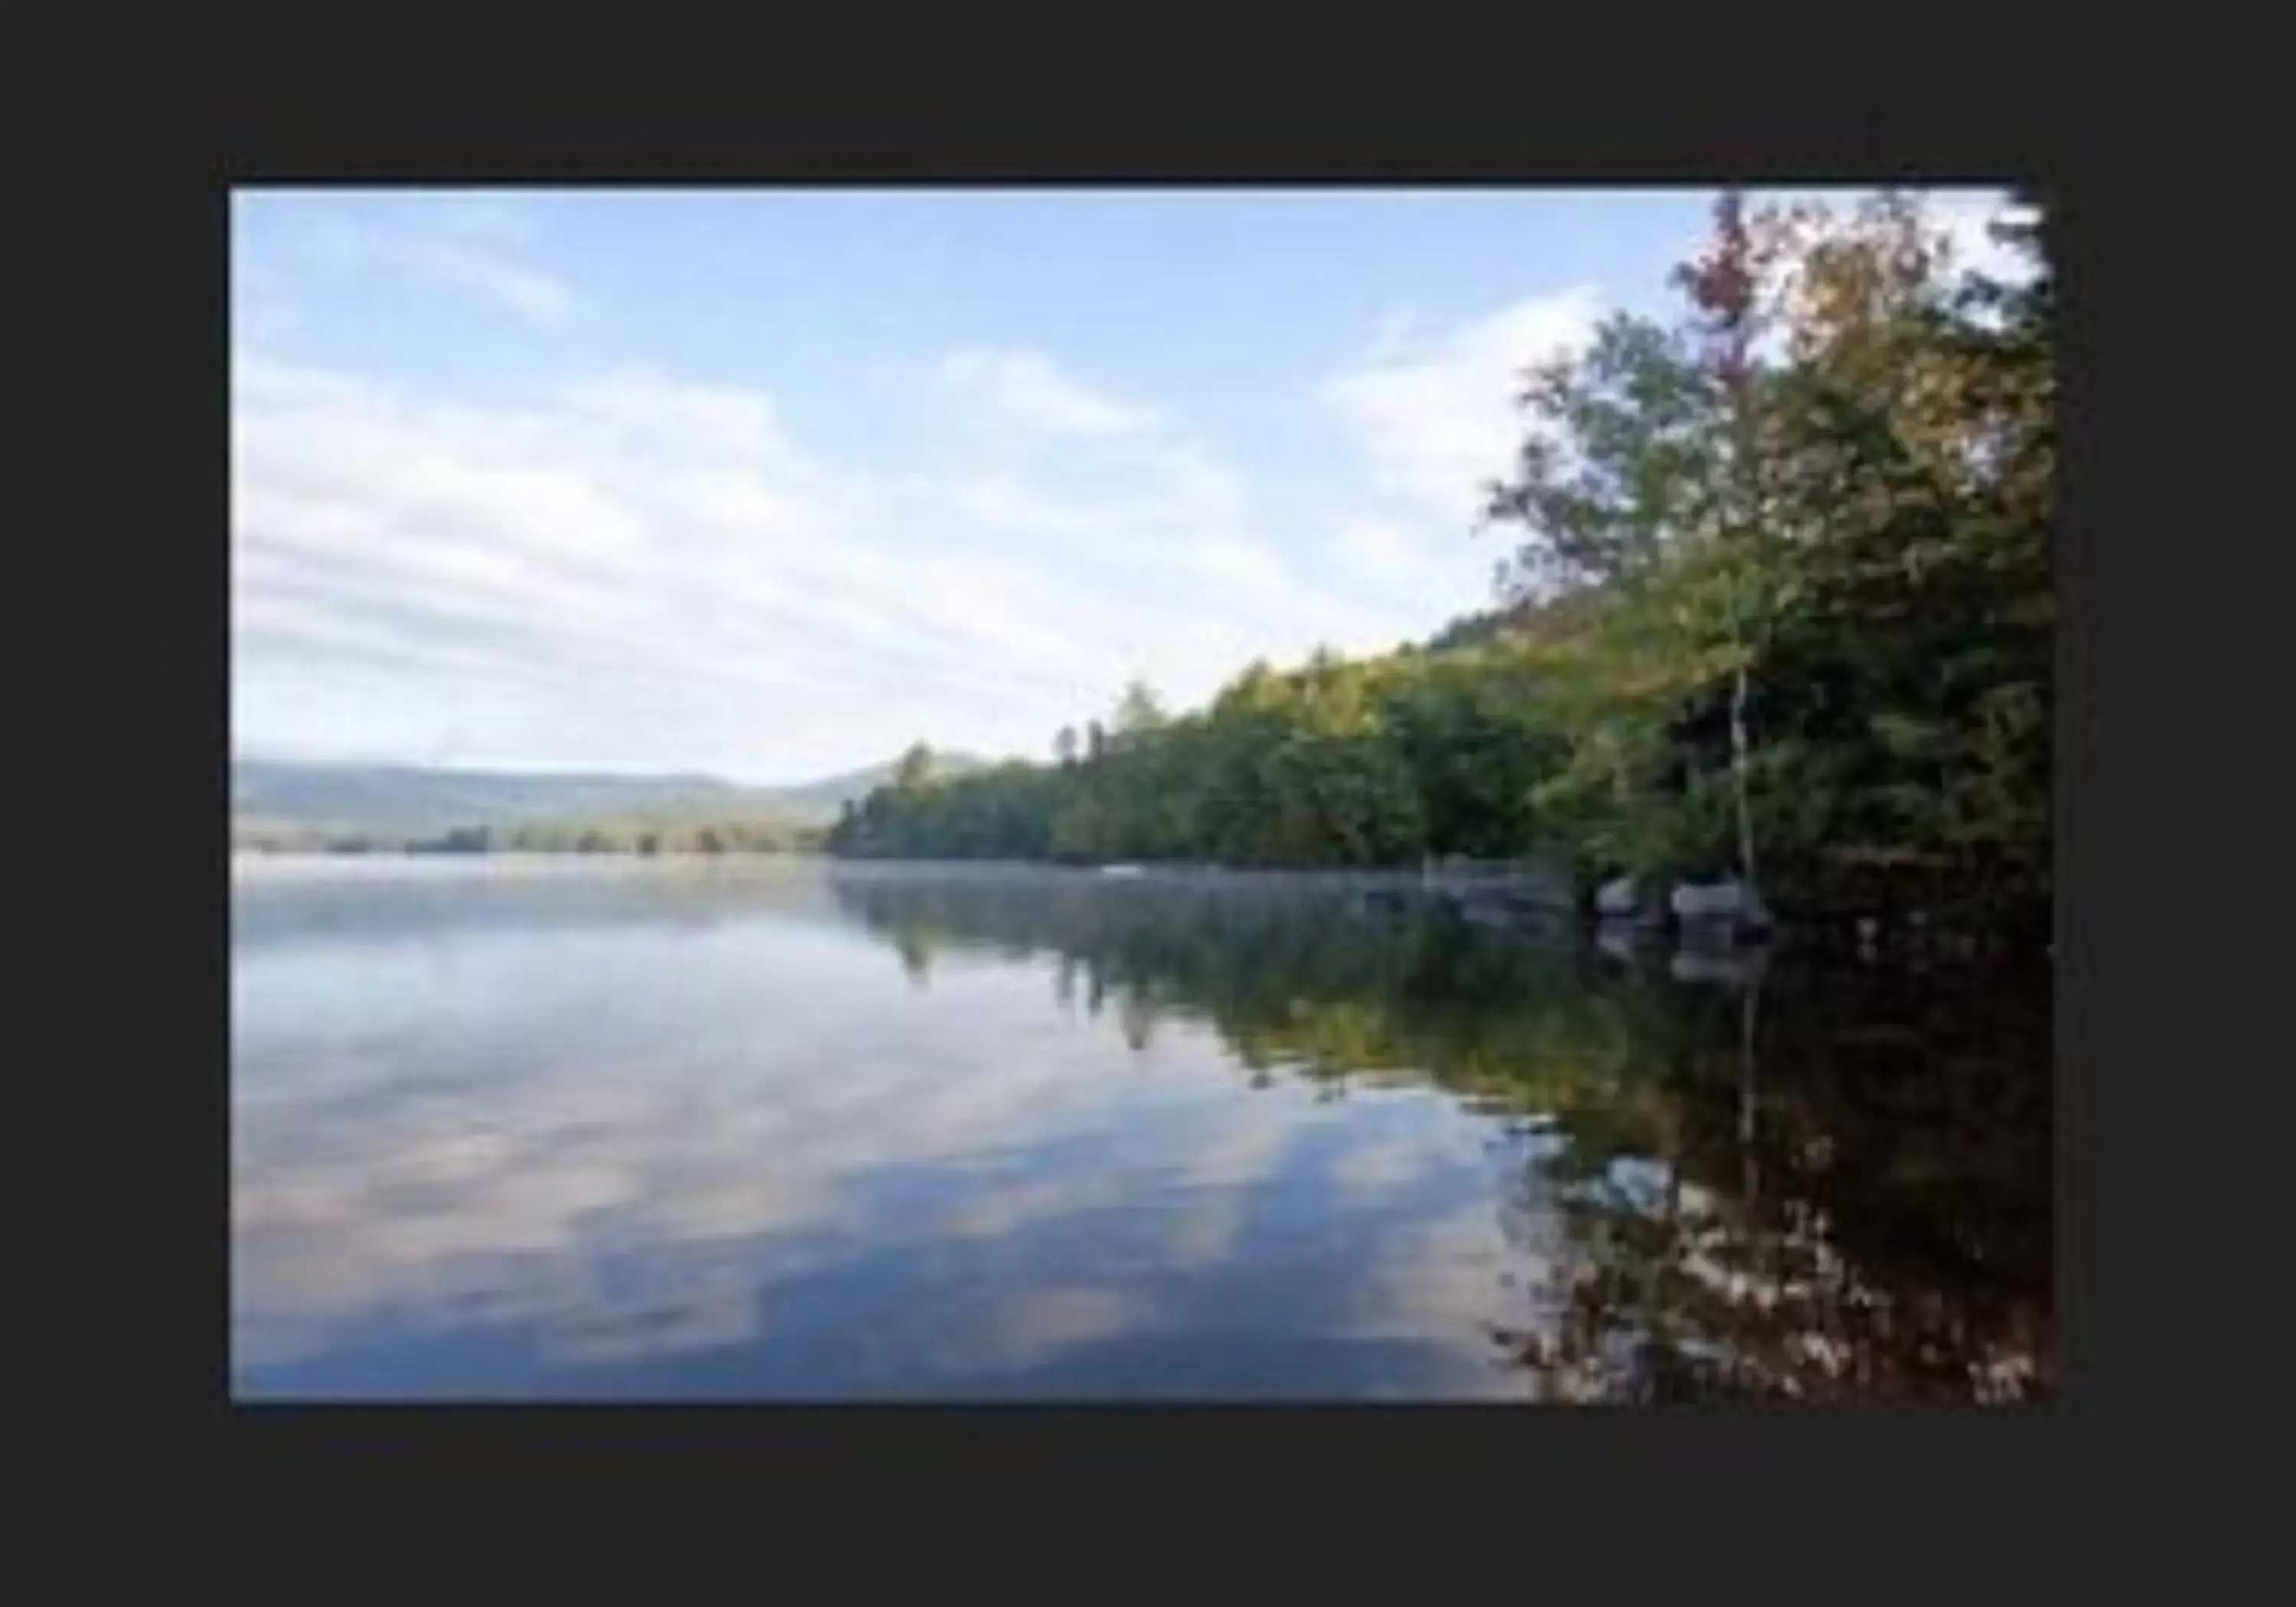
(1113, 680, 1166, 742)
(894, 742, 935, 792)
(823, 189, 2049, 941)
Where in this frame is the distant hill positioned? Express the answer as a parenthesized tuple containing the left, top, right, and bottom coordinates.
(758, 753, 990, 817)
(230, 752, 990, 844)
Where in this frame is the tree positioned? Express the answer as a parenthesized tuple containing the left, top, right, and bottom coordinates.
(1054, 725, 1079, 767)
(894, 741, 935, 792)
(1111, 680, 1166, 746)
(820, 189, 2050, 940)
(1483, 314, 1718, 598)
(1745, 189, 2053, 927)
(1676, 187, 1773, 919)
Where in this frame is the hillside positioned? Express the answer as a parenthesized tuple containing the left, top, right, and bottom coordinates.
(231, 753, 990, 846)
(751, 754, 990, 820)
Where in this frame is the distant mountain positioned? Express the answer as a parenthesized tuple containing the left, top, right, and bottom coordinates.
(231, 758, 750, 838)
(230, 752, 991, 842)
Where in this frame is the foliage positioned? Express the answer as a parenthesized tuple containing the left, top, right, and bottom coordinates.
(829, 191, 2051, 936)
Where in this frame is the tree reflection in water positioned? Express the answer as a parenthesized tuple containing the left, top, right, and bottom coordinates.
(828, 866, 2050, 1403)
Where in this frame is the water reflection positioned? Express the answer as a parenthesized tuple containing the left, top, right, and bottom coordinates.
(231, 859, 2048, 1400)
(824, 866, 2052, 1403)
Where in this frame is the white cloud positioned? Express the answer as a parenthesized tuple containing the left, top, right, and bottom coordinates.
(232, 353, 1418, 781)
(939, 347, 1156, 438)
(1919, 188, 2038, 286)
(1322, 288, 1603, 527)
(401, 236, 577, 324)
(1332, 517, 1425, 588)
(301, 205, 581, 328)
(951, 1286, 1157, 1373)
(233, 926, 1319, 1374)
(947, 471, 1107, 537)
(1313, 292, 1608, 627)
(1329, 1134, 1437, 1202)
(233, 937, 1143, 1358)
(939, 1172, 1130, 1240)
(1159, 1090, 1314, 1265)
(1337, 1196, 1526, 1350)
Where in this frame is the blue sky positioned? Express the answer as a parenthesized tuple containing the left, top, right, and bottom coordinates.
(232, 187, 2016, 784)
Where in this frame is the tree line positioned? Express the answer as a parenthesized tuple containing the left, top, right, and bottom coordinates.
(237, 814, 827, 856)
(828, 190, 2052, 939)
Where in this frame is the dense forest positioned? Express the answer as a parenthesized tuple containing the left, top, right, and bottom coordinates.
(827, 191, 2053, 942)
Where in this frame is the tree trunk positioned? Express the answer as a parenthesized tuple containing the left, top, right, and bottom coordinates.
(1730, 661, 1762, 912)
(1738, 964, 1761, 1169)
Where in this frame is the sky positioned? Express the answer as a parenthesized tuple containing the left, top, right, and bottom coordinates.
(231, 186, 2021, 786)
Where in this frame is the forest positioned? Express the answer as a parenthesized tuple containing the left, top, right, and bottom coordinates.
(827, 191, 2053, 942)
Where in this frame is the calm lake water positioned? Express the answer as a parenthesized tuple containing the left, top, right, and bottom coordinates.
(231, 856, 2051, 1402)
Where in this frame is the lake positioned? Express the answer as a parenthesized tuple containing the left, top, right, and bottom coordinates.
(231, 855, 2051, 1402)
